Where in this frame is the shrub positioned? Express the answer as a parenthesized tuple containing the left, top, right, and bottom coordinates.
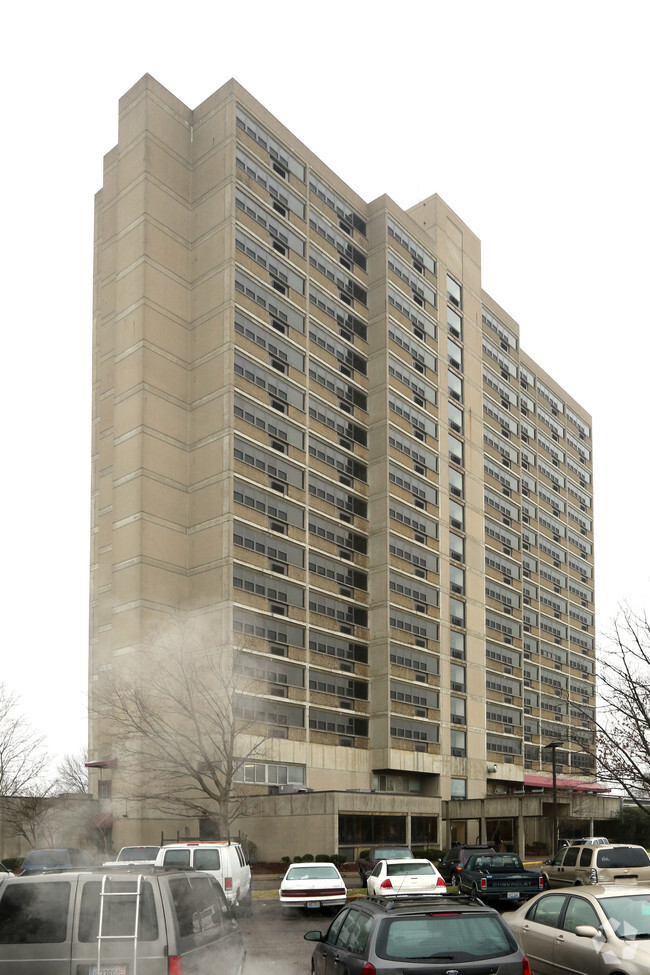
(315, 853, 330, 862)
(302, 853, 314, 861)
(281, 856, 291, 864)
(293, 855, 303, 862)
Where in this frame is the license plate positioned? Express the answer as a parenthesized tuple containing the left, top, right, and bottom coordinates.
(507, 891, 520, 899)
(90, 967, 127, 975)
(306, 901, 321, 908)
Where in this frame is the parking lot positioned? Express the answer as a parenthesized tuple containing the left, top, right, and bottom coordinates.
(238, 898, 332, 972)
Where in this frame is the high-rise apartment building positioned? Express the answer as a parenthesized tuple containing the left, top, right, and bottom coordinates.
(89, 76, 597, 854)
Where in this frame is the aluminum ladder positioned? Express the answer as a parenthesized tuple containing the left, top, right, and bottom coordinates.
(96, 873, 142, 975)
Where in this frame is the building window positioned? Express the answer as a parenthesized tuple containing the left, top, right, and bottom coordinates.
(448, 337, 463, 372)
(450, 533, 465, 563)
(450, 777, 467, 799)
(450, 663, 466, 692)
(450, 696, 466, 725)
(449, 468, 464, 499)
(411, 816, 438, 846)
(447, 274, 462, 309)
(451, 729, 466, 756)
(448, 369, 463, 403)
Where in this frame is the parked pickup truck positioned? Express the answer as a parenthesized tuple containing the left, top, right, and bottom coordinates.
(458, 852, 544, 904)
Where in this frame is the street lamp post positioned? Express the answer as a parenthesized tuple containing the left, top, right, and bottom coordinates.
(544, 740, 563, 853)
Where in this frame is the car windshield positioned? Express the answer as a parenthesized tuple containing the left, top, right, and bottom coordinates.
(375, 849, 412, 859)
(596, 848, 650, 868)
(600, 893, 650, 940)
(286, 866, 339, 880)
(377, 913, 514, 961)
(387, 862, 434, 876)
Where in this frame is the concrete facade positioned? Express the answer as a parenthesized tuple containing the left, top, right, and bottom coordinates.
(89, 76, 597, 858)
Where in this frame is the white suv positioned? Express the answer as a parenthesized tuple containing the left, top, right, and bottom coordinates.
(155, 841, 252, 914)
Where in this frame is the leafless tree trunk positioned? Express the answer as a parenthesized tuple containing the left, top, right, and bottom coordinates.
(93, 614, 272, 837)
(571, 607, 650, 813)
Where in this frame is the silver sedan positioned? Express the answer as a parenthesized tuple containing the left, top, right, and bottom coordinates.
(503, 883, 650, 975)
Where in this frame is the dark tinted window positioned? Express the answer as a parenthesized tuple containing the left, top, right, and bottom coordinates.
(563, 847, 579, 867)
(597, 847, 650, 868)
(335, 909, 360, 948)
(79, 880, 158, 942)
(377, 913, 514, 962)
(579, 849, 592, 866)
(325, 908, 350, 946)
(169, 876, 228, 941)
(344, 911, 373, 953)
(194, 849, 221, 871)
(0, 882, 70, 943)
(163, 849, 191, 868)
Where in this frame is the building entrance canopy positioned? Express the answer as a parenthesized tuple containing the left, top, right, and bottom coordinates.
(524, 775, 610, 793)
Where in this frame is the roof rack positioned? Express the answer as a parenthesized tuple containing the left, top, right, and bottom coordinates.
(368, 891, 487, 910)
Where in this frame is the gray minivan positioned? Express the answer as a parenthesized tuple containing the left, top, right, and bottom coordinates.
(0, 867, 246, 973)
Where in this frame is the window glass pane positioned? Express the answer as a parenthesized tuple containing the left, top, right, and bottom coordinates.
(528, 894, 567, 928)
(451, 778, 466, 798)
(563, 897, 600, 933)
(79, 880, 158, 942)
(0, 882, 71, 943)
(168, 876, 225, 940)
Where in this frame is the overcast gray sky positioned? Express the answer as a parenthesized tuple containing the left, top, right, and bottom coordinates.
(2, 0, 648, 766)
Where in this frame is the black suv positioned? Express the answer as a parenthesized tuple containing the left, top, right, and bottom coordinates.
(304, 894, 530, 974)
(437, 844, 496, 884)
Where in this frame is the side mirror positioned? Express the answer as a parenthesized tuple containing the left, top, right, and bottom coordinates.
(575, 925, 601, 939)
(543, 859, 552, 865)
(304, 930, 324, 942)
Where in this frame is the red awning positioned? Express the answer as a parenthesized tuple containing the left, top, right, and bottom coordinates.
(85, 758, 117, 769)
(524, 774, 610, 793)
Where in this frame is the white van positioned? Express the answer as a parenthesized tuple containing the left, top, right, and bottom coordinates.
(155, 841, 252, 914)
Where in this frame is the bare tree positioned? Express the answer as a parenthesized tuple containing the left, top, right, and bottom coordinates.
(93, 615, 272, 838)
(55, 748, 89, 795)
(572, 607, 650, 813)
(0, 682, 49, 797)
(2, 793, 56, 847)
